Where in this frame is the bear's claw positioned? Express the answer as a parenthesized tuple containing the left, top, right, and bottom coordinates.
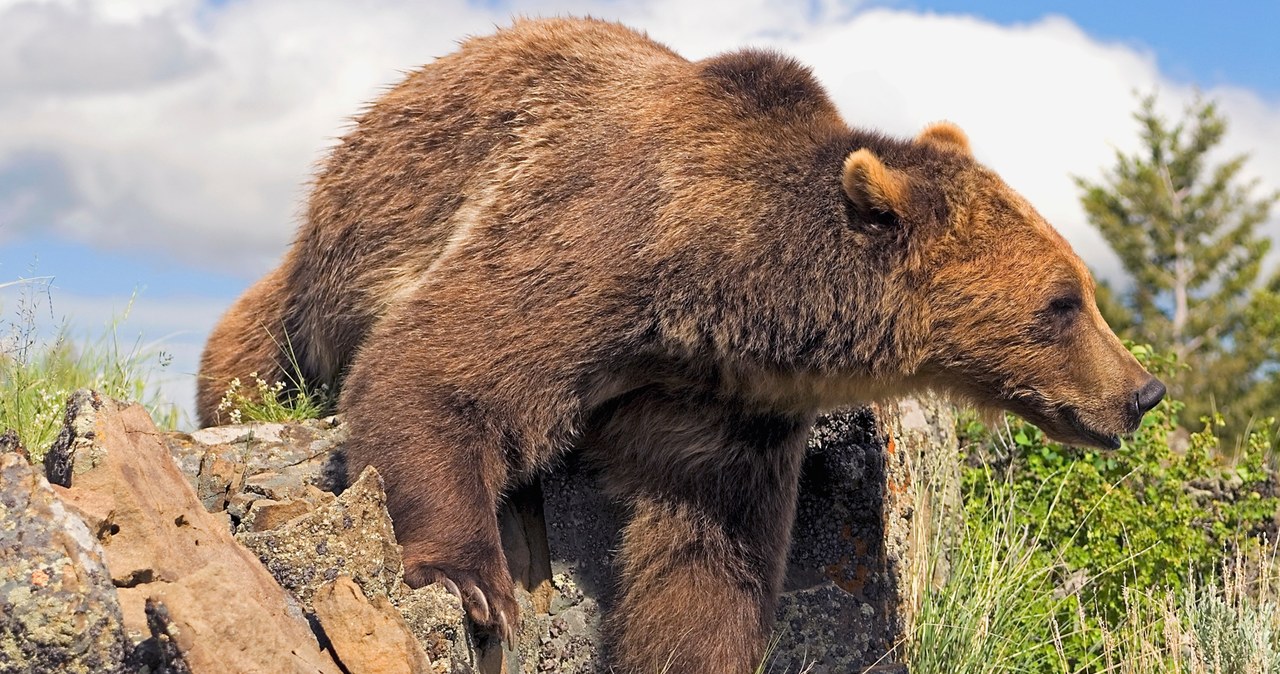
(440, 577, 462, 601)
(466, 584, 491, 622)
(496, 608, 515, 646)
(405, 562, 520, 647)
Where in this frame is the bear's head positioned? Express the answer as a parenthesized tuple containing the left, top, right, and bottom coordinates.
(841, 122, 1165, 449)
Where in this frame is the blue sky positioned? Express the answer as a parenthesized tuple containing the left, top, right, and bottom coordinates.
(4, 1, 1276, 297)
(895, 1, 1280, 98)
(1, 0, 1277, 422)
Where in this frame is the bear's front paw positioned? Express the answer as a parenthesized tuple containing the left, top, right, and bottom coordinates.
(405, 560, 520, 646)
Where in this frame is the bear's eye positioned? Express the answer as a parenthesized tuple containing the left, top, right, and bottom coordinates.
(1048, 296, 1081, 315)
(1037, 294, 1082, 340)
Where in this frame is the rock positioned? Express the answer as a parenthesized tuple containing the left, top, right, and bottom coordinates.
(124, 598, 194, 674)
(237, 465, 404, 609)
(44, 389, 342, 674)
(770, 397, 958, 672)
(44, 389, 108, 487)
(520, 467, 612, 673)
(194, 450, 246, 512)
(163, 416, 479, 672)
(239, 490, 333, 533)
(162, 418, 349, 536)
(313, 576, 434, 674)
(395, 584, 477, 673)
(864, 664, 910, 674)
(0, 451, 128, 674)
(165, 418, 348, 502)
(0, 429, 25, 461)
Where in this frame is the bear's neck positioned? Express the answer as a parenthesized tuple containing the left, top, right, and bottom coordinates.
(682, 130, 935, 396)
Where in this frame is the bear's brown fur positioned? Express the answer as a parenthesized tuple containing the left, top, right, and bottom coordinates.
(199, 17, 1164, 672)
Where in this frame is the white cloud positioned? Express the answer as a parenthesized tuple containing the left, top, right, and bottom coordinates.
(3, 0, 1279, 420)
(0, 1, 211, 95)
(0, 0, 498, 271)
(3, 0, 1275, 277)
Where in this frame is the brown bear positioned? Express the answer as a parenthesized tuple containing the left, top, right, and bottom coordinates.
(198, 17, 1165, 673)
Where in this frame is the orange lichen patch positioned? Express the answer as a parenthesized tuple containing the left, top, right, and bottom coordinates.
(887, 474, 911, 497)
(823, 537, 873, 594)
(530, 578, 555, 614)
(825, 556, 870, 594)
(30, 568, 49, 587)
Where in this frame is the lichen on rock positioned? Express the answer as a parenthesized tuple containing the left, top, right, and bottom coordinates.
(236, 465, 405, 608)
(0, 450, 128, 674)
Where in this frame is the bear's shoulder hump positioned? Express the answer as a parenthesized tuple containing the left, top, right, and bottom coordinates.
(697, 49, 834, 118)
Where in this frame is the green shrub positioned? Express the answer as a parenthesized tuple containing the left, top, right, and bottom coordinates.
(956, 344, 1280, 667)
(1177, 566, 1280, 673)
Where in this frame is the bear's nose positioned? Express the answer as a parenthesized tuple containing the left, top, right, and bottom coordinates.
(1134, 377, 1166, 416)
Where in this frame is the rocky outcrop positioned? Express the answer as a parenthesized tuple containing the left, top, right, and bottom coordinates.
(313, 576, 434, 674)
(41, 390, 342, 674)
(170, 420, 476, 672)
(772, 398, 960, 671)
(236, 466, 404, 609)
(3, 390, 958, 673)
(163, 417, 348, 518)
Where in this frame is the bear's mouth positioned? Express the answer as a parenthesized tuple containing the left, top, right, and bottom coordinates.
(1061, 407, 1122, 450)
(1004, 398, 1122, 450)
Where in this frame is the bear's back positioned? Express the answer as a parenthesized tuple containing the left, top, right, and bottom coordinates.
(284, 17, 850, 386)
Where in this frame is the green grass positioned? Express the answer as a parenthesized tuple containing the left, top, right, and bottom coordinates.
(214, 369, 329, 423)
(1, 280, 179, 460)
(906, 473, 1079, 673)
(908, 465, 1280, 674)
(211, 325, 331, 424)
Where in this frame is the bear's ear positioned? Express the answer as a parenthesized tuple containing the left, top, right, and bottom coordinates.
(842, 149, 910, 226)
(916, 121, 972, 156)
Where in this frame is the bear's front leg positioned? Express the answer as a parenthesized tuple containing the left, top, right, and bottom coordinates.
(588, 388, 815, 674)
(339, 272, 601, 645)
(342, 364, 522, 642)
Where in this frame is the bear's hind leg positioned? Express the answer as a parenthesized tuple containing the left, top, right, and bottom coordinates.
(588, 389, 814, 674)
(197, 266, 293, 426)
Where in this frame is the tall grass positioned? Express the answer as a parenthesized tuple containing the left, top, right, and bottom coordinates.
(1, 278, 179, 459)
(907, 472, 1280, 674)
(1087, 548, 1280, 674)
(906, 473, 1077, 673)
